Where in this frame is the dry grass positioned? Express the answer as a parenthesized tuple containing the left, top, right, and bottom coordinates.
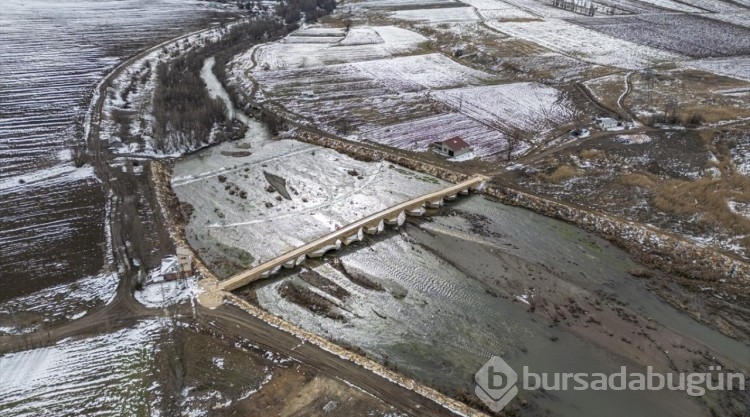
(619, 168, 750, 235)
(539, 165, 579, 183)
(625, 69, 750, 125)
(579, 148, 606, 160)
(620, 172, 657, 188)
(652, 175, 750, 233)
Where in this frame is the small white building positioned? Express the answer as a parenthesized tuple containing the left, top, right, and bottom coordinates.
(160, 247, 193, 281)
(595, 117, 619, 130)
(431, 136, 472, 157)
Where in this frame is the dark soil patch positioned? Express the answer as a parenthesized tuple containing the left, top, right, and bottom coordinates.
(299, 269, 350, 300)
(220, 150, 252, 158)
(278, 281, 345, 321)
(329, 258, 384, 291)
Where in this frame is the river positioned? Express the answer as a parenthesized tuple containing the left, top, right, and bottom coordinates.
(188, 57, 749, 417)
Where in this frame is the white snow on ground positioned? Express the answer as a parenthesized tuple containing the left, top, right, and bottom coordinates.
(361, 112, 513, 157)
(636, 0, 706, 13)
(433, 82, 579, 137)
(101, 23, 238, 157)
(459, 0, 540, 19)
(0, 164, 97, 192)
(135, 277, 200, 308)
(485, 19, 682, 70)
(615, 134, 652, 145)
(251, 26, 427, 70)
(172, 139, 450, 264)
(337, 26, 383, 46)
(681, 57, 750, 82)
(349, 0, 458, 8)
(0, 272, 118, 335)
(352, 53, 495, 90)
(478, 8, 538, 20)
(391, 7, 480, 23)
(0, 320, 165, 416)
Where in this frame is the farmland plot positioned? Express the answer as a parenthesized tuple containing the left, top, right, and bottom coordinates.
(433, 82, 580, 137)
(570, 14, 750, 58)
(361, 112, 514, 157)
(0, 272, 117, 335)
(252, 26, 427, 70)
(485, 18, 681, 69)
(282, 91, 443, 133)
(681, 57, 750, 81)
(352, 53, 496, 90)
(0, 320, 165, 416)
(0, 0, 231, 301)
(628, 0, 706, 13)
(391, 7, 480, 23)
(348, 0, 461, 9)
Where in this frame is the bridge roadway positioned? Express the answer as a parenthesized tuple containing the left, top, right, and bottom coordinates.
(219, 175, 487, 292)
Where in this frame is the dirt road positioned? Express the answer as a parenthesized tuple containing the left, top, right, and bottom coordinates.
(0, 19, 470, 417)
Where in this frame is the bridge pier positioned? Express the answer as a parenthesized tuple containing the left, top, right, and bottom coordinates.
(426, 198, 443, 208)
(363, 219, 385, 235)
(385, 210, 406, 226)
(343, 228, 364, 245)
(406, 206, 426, 216)
(307, 239, 342, 258)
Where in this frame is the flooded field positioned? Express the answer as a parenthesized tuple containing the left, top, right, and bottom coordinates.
(176, 137, 749, 416)
(170, 62, 749, 416)
(0, 0, 232, 301)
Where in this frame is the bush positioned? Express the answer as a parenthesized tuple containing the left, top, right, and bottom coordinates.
(687, 112, 705, 127)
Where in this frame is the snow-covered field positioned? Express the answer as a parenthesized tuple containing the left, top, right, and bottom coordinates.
(249, 26, 427, 70)
(361, 112, 517, 157)
(0, 0, 231, 300)
(570, 14, 750, 58)
(633, 0, 706, 13)
(485, 18, 682, 69)
(348, 0, 459, 8)
(172, 138, 449, 267)
(433, 82, 579, 137)
(391, 7, 480, 23)
(681, 57, 750, 82)
(0, 320, 165, 416)
(0, 272, 118, 335)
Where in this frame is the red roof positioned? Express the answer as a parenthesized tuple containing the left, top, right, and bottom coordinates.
(441, 136, 470, 152)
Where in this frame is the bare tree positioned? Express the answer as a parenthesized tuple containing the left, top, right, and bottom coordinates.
(506, 128, 524, 161)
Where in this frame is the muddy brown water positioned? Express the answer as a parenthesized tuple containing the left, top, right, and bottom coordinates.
(193, 61, 749, 417)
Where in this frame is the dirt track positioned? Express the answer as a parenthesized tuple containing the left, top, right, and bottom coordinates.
(0, 19, 469, 417)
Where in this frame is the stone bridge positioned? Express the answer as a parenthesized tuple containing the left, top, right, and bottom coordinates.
(218, 175, 488, 292)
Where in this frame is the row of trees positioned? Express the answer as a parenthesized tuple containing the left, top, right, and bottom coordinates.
(150, 0, 338, 152)
(276, 0, 336, 24)
(152, 54, 228, 152)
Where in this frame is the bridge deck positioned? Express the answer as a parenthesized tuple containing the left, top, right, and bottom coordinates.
(219, 175, 487, 291)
